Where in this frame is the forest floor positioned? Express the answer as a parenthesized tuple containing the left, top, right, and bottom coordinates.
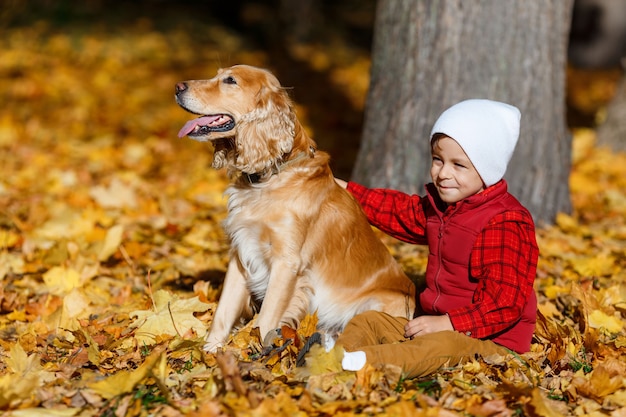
(1, 3, 626, 416)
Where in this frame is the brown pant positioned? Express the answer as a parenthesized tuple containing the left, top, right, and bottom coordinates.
(336, 310, 509, 378)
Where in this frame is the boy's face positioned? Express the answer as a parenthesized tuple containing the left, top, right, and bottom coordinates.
(430, 136, 484, 204)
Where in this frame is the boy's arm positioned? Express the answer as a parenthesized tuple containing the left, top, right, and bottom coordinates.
(404, 314, 453, 338)
(446, 211, 539, 338)
(337, 180, 428, 244)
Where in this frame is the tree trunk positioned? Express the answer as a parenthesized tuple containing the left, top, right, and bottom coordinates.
(352, 0, 573, 225)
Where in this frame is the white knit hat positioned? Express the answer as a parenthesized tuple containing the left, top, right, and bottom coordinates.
(430, 99, 521, 187)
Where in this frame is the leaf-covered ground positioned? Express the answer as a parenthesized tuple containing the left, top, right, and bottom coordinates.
(1, 10, 626, 417)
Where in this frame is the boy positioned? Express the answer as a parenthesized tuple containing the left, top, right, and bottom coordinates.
(334, 99, 539, 378)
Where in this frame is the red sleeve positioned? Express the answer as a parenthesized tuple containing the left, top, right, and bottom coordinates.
(346, 182, 428, 244)
(446, 210, 538, 338)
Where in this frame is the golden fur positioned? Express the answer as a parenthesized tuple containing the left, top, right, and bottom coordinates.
(175, 65, 416, 352)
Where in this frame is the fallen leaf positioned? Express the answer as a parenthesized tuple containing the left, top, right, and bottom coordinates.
(0, 344, 55, 409)
(524, 388, 568, 417)
(97, 224, 124, 261)
(587, 309, 624, 334)
(57, 289, 92, 331)
(90, 178, 137, 209)
(7, 409, 80, 416)
(87, 346, 165, 399)
(42, 266, 81, 295)
(466, 399, 511, 417)
(129, 290, 210, 345)
(573, 363, 624, 401)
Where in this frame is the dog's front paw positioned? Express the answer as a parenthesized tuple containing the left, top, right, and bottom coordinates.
(262, 328, 282, 347)
(204, 333, 225, 353)
(203, 340, 223, 353)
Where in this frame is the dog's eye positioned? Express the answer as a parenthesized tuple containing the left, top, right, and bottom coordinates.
(223, 76, 237, 85)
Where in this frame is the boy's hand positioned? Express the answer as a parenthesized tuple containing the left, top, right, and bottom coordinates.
(404, 315, 453, 338)
(334, 178, 348, 189)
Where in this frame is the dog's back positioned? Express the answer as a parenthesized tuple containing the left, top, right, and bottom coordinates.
(224, 146, 415, 336)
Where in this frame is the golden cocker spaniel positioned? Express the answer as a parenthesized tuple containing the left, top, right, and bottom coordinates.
(176, 65, 416, 352)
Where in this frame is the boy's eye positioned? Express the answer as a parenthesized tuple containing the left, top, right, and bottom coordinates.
(223, 76, 237, 85)
(431, 158, 443, 167)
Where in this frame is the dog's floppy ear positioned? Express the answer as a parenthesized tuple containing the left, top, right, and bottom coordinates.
(211, 139, 235, 170)
(235, 84, 295, 174)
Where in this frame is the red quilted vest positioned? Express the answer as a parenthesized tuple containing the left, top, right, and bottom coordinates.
(420, 180, 537, 353)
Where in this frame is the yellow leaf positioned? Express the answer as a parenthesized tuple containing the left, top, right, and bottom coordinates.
(297, 344, 343, 377)
(574, 365, 624, 401)
(0, 344, 55, 409)
(89, 178, 137, 209)
(599, 284, 626, 309)
(606, 388, 626, 407)
(8, 409, 80, 416)
(33, 209, 94, 240)
(567, 340, 579, 358)
(6, 310, 28, 321)
(0, 372, 41, 409)
(231, 320, 257, 350)
(0, 114, 20, 146)
(58, 289, 91, 330)
(543, 285, 570, 300)
(0, 229, 19, 248)
(466, 399, 509, 417)
(570, 253, 616, 277)
(97, 224, 124, 261)
(537, 301, 561, 319)
(80, 329, 101, 367)
(182, 223, 223, 250)
(614, 335, 626, 348)
(129, 290, 210, 345)
(555, 212, 579, 233)
(0, 252, 24, 280)
(298, 313, 319, 339)
(5, 343, 33, 374)
(43, 266, 81, 294)
(587, 309, 624, 334)
(606, 189, 626, 212)
(88, 347, 164, 399)
(248, 391, 303, 416)
(525, 387, 566, 417)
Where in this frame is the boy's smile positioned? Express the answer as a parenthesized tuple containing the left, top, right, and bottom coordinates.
(430, 136, 485, 204)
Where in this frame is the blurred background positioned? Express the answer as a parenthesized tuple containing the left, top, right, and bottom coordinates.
(1, 0, 625, 178)
(1, 0, 379, 178)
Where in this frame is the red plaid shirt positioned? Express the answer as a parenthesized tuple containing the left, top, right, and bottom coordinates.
(347, 180, 538, 349)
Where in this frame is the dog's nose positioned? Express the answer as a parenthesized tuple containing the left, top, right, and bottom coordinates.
(175, 82, 188, 96)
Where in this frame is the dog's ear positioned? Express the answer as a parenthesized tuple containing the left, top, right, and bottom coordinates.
(235, 84, 295, 173)
(211, 139, 235, 170)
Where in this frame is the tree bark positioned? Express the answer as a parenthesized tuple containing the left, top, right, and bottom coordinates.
(352, 0, 573, 225)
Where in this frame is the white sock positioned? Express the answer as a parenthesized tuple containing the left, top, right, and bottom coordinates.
(323, 333, 336, 352)
(342, 350, 366, 371)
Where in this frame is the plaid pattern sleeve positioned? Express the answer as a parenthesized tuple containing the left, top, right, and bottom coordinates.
(346, 182, 428, 244)
(446, 210, 539, 338)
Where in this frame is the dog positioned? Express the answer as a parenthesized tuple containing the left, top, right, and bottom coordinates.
(175, 65, 416, 352)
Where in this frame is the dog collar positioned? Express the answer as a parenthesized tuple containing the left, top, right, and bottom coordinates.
(244, 172, 263, 184)
(242, 147, 315, 184)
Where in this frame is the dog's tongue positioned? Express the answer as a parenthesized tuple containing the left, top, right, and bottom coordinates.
(178, 115, 221, 138)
